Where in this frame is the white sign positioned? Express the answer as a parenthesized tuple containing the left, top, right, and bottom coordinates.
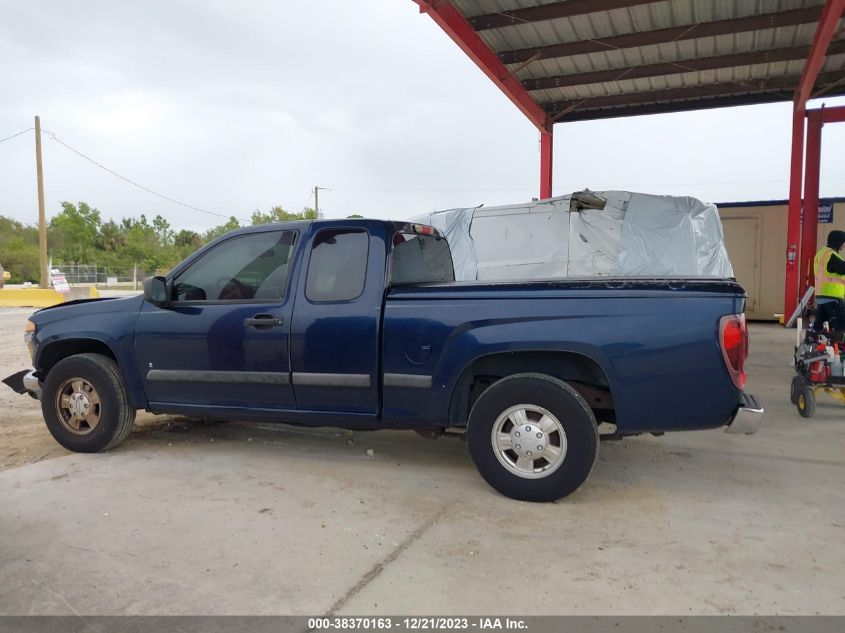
(51, 271, 70, 294)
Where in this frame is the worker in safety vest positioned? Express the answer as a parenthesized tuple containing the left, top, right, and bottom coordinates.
(813, 230, 845, 332)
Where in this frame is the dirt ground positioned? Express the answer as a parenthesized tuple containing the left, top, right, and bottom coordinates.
(0, 307, 844, 615)
(0, 308, 65, 471)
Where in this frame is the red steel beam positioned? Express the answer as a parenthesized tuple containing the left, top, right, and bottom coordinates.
(542, 71, 844, 117)
(540, 128, 553, 199)
(500, 7, 822, 65)
(414, 0, 553, 200)
(800, 109, 824, 296)
(413, 0, 550, 132)
(544, 89, 845, 122)
(795, 0, 845, 106)
(468, 0, 658, 31)
(821, 104, 845, 122)
(784, 0, 845, 323)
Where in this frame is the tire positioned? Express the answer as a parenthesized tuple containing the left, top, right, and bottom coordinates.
(467, 373, 599, 502)
(796, 385, 816, 419)
(790, 375, 804, 405)
(41, 353, 136, 452)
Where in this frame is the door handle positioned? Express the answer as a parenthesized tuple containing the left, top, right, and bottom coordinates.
(244, 314, 283, 329)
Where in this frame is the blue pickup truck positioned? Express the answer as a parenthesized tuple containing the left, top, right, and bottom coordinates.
(4, 219, 762, 501)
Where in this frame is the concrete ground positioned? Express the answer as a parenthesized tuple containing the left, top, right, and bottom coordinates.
(0, 307, 843, 615)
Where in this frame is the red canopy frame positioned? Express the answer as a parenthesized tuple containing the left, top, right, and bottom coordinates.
(413, 0, 555, 198)
(414, 0, 844, 314)
(789, 105, 845, 309)
(784, 0, 845, 322)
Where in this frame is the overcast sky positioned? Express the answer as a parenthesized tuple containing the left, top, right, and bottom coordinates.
(1, 0, 844, 233)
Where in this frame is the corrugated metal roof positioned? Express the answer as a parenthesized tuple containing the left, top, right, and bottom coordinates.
(518, 23, 818, 80)
(444, 0, 845, 121)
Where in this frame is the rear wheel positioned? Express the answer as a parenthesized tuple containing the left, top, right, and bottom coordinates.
(41, 353, 135, 452)
(467, 373, 599, 502)
(796, 385, 816, 419)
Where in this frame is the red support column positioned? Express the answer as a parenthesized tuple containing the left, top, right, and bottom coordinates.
(783, 0, 845, 322)
(540, 127, 553, 199)
(784, 106, 806, 321)
(801, 109, 824, 295)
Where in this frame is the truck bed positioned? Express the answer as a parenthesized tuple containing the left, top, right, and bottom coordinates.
(383, 277, 746, 434)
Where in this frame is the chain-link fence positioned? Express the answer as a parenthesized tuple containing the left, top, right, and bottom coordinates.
(55, 264, 155, 288)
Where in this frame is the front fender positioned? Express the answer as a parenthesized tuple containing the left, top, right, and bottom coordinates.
(34, 328, 147, 410)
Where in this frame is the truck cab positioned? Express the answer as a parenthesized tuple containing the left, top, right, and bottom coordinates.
(137, 220, 400, 424)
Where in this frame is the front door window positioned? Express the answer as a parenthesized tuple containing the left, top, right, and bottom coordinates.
(173, 231, 297, 302)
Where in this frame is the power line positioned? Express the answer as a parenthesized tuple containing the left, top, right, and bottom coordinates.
(6, 126, 842, 212)
(0, 127, 33, 144)
(41, 129, 243, 221)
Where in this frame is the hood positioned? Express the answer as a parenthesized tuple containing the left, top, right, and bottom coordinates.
(35, 296, 116, 313)
(31, 293, 145, 326)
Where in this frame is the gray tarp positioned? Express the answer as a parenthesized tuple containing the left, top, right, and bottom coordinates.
(410, 207, 479, 281)
(616, 193, 734, 277)
(410, 191, 733, 281)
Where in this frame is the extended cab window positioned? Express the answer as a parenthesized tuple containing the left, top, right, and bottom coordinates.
(173, 230, 297, 302)
(390, 233, 455, 285)
(306, 230, 368, 302)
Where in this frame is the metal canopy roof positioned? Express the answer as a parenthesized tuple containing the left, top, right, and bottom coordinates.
(445, 0, 845, 122)
(416, 0, 845, 318)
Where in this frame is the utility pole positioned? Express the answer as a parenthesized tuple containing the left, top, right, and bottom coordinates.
(35, 116, 48, 288)
(314, 185, 328, 219)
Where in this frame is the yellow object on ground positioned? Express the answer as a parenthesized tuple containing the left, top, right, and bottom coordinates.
(0, 288, 65, 307)
(0, 286, 98, 307)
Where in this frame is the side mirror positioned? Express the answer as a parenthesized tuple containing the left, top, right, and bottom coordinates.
(143, 276, 169, 307)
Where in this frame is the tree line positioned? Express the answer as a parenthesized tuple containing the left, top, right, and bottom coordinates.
(0, 202, 352, 283)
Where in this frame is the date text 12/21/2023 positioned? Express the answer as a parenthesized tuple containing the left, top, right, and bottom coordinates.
(307, 617, 528, 630)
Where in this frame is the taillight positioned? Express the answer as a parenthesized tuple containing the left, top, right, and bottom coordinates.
(411, 223, 435, 236)
(719, 313, 748, 390)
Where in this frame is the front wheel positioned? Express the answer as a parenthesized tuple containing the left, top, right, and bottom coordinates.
(790, 375, 804, 405)
(796, 385, 816, 419)
(41, 353, 136, 452)
(467, 373, 599, 502)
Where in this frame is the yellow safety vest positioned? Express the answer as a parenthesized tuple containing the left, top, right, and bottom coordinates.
(814, 246, 845, 299)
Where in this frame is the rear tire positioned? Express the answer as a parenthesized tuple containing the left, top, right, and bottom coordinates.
(467, 373, 599, 502)
(41, 353, 135, 452)
(796, 385, 816, 419)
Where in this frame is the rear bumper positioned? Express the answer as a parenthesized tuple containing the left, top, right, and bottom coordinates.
(2, 369, 41, 400)
(725, 392, 763, 434)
